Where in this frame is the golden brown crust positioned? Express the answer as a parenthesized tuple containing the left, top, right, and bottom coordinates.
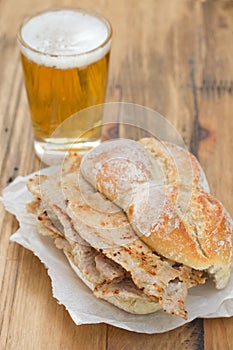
(81, 137, 233, 289)
(182, 188, 233, 289)
(127, 184, 211, 270)
(130, 184, 233, 288)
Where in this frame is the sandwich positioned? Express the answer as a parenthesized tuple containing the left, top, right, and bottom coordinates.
(27, 138, 233, 319)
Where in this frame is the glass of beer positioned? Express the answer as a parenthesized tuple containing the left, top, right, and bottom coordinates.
(17, 8, 112, 160)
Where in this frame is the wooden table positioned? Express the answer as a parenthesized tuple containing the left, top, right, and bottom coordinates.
(1, 0, 233, 349)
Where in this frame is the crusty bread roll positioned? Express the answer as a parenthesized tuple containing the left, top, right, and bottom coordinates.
(81, 137, 233, 289)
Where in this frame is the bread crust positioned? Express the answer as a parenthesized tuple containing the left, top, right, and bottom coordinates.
(127, 184, 211, 270)
(81, 137, 233, 289)
(138, 138, 209, 192)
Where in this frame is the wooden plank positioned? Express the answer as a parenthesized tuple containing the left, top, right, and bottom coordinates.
(204, 318, 233, 350)
(3, 250, 107, 350)
(107, 319, 204, 350)
(193, 2, 233, 349)
(116, 0, 197, 139)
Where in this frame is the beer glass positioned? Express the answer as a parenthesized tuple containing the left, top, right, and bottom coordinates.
(17, 8, 112, 160)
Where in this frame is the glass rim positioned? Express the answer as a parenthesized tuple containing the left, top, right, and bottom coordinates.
(17, 6, 112, 58)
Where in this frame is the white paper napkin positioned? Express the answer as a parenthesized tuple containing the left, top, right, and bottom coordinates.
(2, 167, 233, 333)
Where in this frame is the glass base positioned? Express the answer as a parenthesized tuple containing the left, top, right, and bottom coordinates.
(34, 138, 101, 165)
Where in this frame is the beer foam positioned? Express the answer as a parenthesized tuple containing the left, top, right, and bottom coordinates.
(19, 9, 112, 69)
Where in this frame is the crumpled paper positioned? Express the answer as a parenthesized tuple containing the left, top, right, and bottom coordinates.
(2, 166, 233, 334)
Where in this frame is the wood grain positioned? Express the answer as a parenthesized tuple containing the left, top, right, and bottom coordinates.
(107, 319, 204, 350)
(0, 0, 233, 349)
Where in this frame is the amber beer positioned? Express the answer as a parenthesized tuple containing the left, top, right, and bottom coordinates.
(18, 8, 112, 159)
